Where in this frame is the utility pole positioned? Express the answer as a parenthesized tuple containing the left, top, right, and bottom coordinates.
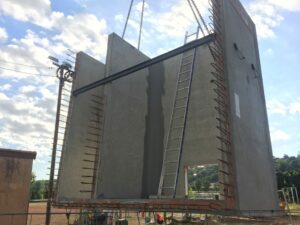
(45, 56, 74, 225)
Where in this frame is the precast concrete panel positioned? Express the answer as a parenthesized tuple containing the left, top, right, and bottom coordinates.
(96, 34, 150, 198)
(221, 0, 278, 212)
(56, 52, 106, 200)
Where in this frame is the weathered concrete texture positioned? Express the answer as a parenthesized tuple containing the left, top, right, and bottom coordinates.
(56, 52, 105, 200)
(222, 0, 278, 212)
(0, 149, 36, 225)
(96, 34, 150, 199)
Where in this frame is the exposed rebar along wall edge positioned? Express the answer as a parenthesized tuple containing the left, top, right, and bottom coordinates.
(73, 34, 215, 96)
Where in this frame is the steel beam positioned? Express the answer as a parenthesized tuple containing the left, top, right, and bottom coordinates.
(73, 34, 215, 96)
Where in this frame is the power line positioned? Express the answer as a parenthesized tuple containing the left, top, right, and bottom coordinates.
(0, 59, 53, 69)
(0, 66, 57, 78)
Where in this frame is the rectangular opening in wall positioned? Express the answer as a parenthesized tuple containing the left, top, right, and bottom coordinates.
(186, 164, 220, 200)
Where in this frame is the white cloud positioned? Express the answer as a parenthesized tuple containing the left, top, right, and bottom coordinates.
(271, 129, 290, 141)
(267, 98, 300, 116)
(53, 14, 108, 60)
(289, 101, 300, 115)
(271, 0, 300, 11)
(0, 0, 53, 28)
(0, 27, 8, 42)
(0, 83, 11, 91)
(267, 99, 288, 115)
(247, 0, 300, 39)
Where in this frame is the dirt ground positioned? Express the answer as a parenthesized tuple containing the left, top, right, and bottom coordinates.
(27, 202, 300, 225)
(28, 202, 79, 225)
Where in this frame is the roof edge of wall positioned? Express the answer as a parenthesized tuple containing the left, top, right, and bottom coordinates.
(0, 148, 37, 159)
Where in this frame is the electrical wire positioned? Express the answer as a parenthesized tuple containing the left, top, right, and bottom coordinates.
(0, 59, 53, 69)
(0, 66, 57, 77)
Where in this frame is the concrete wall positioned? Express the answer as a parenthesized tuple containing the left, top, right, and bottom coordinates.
(221, 0, 278, 212)
(95, 33, 218, 199)
(0, 149, 35, 225)
(96, 34, 150, 199)
(56, 52, 105, 200)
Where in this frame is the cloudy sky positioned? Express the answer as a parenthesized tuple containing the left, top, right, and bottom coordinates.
(0, 0, 299, 179)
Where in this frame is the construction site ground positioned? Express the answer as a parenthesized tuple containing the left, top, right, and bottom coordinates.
(27, 202, 300, 225)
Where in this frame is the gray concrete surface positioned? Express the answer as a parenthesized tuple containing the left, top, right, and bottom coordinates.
(221, 0, 278, 212)
(56, 52, 105, 200)
(96, 34, 149, 199)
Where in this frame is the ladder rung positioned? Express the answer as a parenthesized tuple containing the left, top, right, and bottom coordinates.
(178, 70, 191, 75)
(173, 116, 184, 120)
(172, 126, 184, 130)
(182, 54, 194, 59)
(181, 61, 193, 67)
(82, 175, 93, 178)
(166, 148, 180, 152)
(166, 161, 178, 164)
(169, 137, 182, 141)
(179, 69, 192, 74)
(164, 173, 176, 176)
(178, 78, 190, 83)
(162, 186, 175, 189)
(187, 32, 197, 37)
(177, 87, 189, 92)
(80, 190, 92, 193)
(174, 105, 186, 109)
(176, 96, 188, 101)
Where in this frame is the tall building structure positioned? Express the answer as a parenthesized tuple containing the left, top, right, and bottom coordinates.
(55, 0, 278, 215)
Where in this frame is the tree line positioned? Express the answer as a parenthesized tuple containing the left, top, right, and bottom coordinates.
(30, 155, 300, 199)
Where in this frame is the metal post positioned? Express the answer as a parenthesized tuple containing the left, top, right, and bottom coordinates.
(45, 68, 65, 225)
(291, 187, 295, 204)
(294, 187, 299, 203)
(184, 166, 189, 198)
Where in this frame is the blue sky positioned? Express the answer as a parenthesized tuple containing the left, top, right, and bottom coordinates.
(0, 0, 299, 179)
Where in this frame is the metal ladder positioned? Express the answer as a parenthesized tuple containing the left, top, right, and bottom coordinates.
(158, 30, 199, 198)
(80, 94, 105, 198)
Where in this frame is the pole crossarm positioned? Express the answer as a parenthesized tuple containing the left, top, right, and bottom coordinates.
(73, 34, 215, 96)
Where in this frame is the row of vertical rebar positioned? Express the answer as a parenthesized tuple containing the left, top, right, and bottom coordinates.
(52, 81, 75, 200)
(208, 0, 235, 209)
